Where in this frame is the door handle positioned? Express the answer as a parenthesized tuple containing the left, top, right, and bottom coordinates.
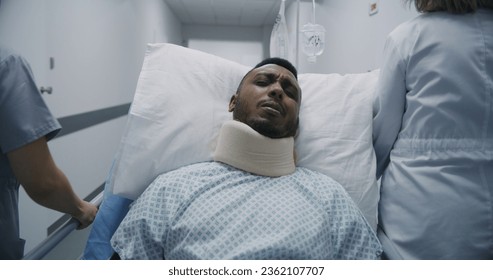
(40, 86, 53, 94)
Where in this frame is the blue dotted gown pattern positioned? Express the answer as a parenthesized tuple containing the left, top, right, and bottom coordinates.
(111, 162, 382, 259)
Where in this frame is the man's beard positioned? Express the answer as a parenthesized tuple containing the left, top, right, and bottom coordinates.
(232, 99, 296, 139)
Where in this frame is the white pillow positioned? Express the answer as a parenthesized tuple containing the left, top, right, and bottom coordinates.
(296, 72, 379, 229)
(109, 43, 379, 229)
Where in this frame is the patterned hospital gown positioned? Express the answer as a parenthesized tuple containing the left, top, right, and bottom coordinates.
(111, 162, 382, 259)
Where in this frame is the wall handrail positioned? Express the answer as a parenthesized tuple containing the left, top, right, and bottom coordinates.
(22, 192, 104, 260)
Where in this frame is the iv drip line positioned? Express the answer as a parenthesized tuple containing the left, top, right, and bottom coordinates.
(300, 0, 325, 63)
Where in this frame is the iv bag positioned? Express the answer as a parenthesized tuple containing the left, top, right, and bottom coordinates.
(300, 22, 325, 63)
(270, 0, 289, 59)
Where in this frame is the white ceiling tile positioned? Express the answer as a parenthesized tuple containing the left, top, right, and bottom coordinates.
(165, 0, 280, 27)
(182, 0, 216, 24)
(241, 0, 279, 26)
(164, 0, 192, 23)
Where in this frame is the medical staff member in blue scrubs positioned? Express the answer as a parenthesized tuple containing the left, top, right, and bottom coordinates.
(0, 46, 98, 259)
(373, 0, 493, 259)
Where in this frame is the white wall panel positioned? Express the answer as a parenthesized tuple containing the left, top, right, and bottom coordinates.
(184, 24, 265, 66)
(291, 0, 418, 74)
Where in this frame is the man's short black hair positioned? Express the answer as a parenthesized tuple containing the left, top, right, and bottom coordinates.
(236, 57, 298, 95)
(254, 57, 297, 79)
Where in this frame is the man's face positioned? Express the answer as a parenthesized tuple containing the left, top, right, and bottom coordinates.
(229, 64, 301, 139)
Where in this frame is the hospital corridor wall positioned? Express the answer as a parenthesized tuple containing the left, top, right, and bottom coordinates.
(288, 0, 418, 74)
(183, 24, 269, 67)
(0, 0, 182, 259)
(176, 0, 418, 75)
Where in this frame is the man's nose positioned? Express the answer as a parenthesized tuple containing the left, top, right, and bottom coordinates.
(268, 83, 284, 100)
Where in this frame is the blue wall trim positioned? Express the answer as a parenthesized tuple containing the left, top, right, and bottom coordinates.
(56, 103, 131, 138)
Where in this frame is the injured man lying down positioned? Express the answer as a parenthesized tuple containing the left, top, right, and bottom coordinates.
(110, 58, 382, 260)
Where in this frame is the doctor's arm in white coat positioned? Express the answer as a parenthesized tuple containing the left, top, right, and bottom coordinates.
(372, 36, 407, 179)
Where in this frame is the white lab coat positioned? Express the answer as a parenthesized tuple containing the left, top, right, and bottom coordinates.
(373, 9, 493, 259)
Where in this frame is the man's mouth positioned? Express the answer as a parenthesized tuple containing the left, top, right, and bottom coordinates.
(259, 101, 284, 116)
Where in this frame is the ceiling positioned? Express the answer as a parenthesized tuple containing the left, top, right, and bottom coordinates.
(164, 0, 282, 27)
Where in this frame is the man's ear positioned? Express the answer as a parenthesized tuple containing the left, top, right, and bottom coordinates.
(228, 95, 237, 112)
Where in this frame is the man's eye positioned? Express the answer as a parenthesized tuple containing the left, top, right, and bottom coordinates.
(286, 89, 299, 100)
(255, 80, 269, 86)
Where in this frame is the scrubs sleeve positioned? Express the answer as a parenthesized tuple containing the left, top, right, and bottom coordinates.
(0, 54, 61, 153)
(372, 36, 407, 178)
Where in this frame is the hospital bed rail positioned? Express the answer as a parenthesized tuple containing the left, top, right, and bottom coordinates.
(22, 192, 103, 260)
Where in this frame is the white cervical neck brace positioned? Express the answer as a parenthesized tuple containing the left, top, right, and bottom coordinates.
(213, 120, 296, 177)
